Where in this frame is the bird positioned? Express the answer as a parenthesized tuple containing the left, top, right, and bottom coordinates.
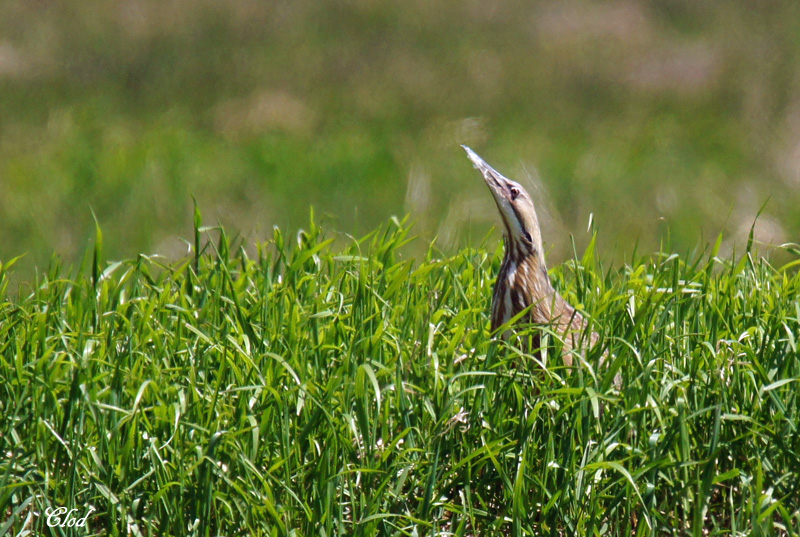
(463, 145, 605, 372)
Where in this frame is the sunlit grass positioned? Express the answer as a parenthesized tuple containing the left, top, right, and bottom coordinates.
(1, 215, 799, 536)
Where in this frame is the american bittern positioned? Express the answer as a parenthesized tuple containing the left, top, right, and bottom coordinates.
(463, 145, 604, 370)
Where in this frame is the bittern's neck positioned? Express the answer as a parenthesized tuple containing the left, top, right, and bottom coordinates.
(501, 233, 553, 294)
(502, 229, 546, 267)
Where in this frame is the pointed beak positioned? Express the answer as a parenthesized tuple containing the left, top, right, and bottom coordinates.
(462, 145, 510, 204)
(463, 145, 542, 254)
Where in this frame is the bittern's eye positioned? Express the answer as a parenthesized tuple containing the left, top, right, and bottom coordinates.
(510, 187, 520, 200)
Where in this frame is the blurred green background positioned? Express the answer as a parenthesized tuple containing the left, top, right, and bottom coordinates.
(2, 0, 799, 277)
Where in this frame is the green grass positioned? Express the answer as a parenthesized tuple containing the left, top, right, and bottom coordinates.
(2, 214, 800, 536)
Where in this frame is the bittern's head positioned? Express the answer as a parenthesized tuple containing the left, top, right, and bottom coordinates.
(462, 145, 545, 259)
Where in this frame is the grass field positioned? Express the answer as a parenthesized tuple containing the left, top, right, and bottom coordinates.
(2, 214, 799, 536)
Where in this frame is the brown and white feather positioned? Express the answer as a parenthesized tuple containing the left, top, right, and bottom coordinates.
(464, 146, 606, 371)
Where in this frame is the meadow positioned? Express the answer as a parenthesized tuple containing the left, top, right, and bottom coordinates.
(1, 213, 799, 536)
(3, 1, 800, 277)
(3, 5, 800, 533)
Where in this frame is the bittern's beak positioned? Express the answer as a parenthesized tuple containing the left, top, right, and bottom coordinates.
(462, 145, 512, 204)
(462, 145, 543, 255)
